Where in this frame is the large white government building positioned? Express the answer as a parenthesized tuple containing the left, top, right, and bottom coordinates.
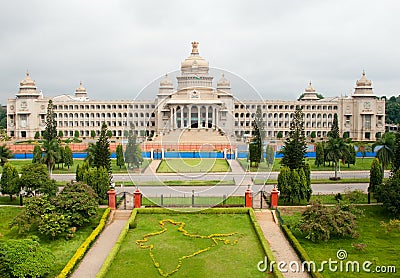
(7, 42, 385, 142)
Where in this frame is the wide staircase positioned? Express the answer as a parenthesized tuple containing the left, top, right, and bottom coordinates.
(152, 129, 230, 145)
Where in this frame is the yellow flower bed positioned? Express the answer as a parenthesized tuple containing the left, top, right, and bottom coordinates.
(136, 219, 240, 277)
(57, 208, 111, 278)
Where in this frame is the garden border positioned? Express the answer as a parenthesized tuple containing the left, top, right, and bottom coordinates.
(97, 207, 283, 278)
(56, 207, 111, 278)
(275, 208, 323, 278)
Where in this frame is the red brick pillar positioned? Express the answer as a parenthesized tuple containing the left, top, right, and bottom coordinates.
(107, 189, 117, 210)
(270, 187, 279, 209)
(245, 186, 253, 208)
(134, 188, 142, 208)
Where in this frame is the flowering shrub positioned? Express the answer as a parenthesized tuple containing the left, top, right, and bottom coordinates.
(136, 219, 240, 277)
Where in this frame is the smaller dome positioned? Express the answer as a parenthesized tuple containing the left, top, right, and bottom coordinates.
(356, 70, 372, 87)
(217, 73, 230, 88)
(305, 81, 316, 92)
(160, 74, 173, 87)
(75, 81, 86, 92)
(20, 71, 36, 87)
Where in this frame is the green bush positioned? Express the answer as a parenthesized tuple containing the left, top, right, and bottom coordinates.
(0, 237, 55, 278)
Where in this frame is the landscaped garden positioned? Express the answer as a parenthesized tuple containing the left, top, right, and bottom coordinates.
(0, 205, 106, 277)
(102, 208, 278, 278)
(157, 159, 231, 173)
(280, 205, 399, 277)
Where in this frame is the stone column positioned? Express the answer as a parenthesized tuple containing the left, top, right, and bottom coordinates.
(206, 108, 209, 129)
(188, 105, 192, 128)
(197, 106, 201, 128)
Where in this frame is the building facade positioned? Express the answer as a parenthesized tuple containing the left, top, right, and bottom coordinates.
(7, 42, 385, 142)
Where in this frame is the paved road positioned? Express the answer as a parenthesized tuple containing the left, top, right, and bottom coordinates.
(51, 170, 390, 182)
(113, 183, 368, 197)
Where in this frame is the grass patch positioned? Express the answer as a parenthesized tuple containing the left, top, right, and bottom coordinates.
(0, 196, 20, 205)
(105, 212, 272, 277)
(157, 159, 231, 173)
(0, 206, 106, 277)
(281, 206, 400, 277)
(142, 196, 244, 207)
(7, 159, 150, 174)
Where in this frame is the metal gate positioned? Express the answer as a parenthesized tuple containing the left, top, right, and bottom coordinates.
(116, 191, 134, 210)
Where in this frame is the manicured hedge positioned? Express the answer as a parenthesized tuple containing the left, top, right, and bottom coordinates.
(281, 224, 323, 278)
(97, 209, 138, 278)
(56, 208, 111, 278)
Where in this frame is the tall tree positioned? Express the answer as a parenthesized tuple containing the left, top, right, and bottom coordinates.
(64, 145, 73, 169)
(125, 128, 143, 169)
(372, 132, 395, 172)
(32, 144, 42, 163)
(280, 106, 306, 170)
(0, 163, 20, 200)
(0, 144, 13, 167)
(83, 167, 110, 201)
(94, 122, 111, 174)
(325, 137, 350, 179)
(249, 106, 265, 166)
(19, 163, 52, 194)
(56, 145, 65, 169)
(330, 113, 340, 139)
(84, 142, 96, 167)
(369, 158, 383, 203)
(344, 144, 356, 168)
(314, 142, 324, 167)
(43, 99, 57, 141)
(392, 127, 400, 173)
(41, 139, 60, 176)
(265, 145, 274, 167)
(116, 144, 124, 169)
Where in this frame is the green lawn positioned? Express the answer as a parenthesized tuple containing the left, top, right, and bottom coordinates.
(7, 159, 150, 174)
(142, 196, 244, 207)
(281, 206, 400, 277)
(239, 157, 375, 172)
(0, 206, 106, 277)
(0, 196, 20, 205)
(106, 212, 271, 277)
(157, 159, 231, 173)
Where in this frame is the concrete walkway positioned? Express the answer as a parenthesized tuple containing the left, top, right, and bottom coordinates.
(71, 210, 131, 278)
(255, 210, 309, 278)
(143, 160, 161, 175)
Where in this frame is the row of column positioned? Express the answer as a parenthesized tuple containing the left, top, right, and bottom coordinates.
(170, 105, 219, 130)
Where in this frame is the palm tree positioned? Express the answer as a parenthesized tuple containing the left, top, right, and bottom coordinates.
(84, 142, 96, 167)
(41, 139, 60, 176)
(372, 132, 395, 172)
(0, 144, 13, 167)
(325, 137, 350, 179)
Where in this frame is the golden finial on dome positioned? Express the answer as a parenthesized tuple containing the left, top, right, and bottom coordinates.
(191, 41, 199, 54)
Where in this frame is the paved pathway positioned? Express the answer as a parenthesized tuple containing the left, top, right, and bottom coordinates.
(143, 160, 161, 175)
(71, 210, 131, 278)
(255, 210, 309, 278)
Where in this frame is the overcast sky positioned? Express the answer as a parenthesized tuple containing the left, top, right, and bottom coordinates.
(1, 0, 399, 104)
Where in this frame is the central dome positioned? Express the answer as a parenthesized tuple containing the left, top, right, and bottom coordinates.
(181, 41, 209, 73)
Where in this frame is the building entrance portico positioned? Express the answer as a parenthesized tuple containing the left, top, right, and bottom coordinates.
(171, 104, 218, 130)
